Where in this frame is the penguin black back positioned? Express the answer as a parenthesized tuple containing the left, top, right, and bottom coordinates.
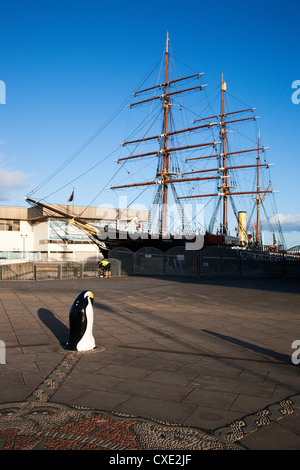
(67, 290, 93, 350)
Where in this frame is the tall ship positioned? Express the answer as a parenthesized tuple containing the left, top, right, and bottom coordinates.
(25, 33, 285, 255)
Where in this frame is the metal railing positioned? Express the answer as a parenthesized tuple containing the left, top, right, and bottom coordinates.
(0, 247, 299, 281)
(109, 245, 300, 279)
(0, 259, 120, 281)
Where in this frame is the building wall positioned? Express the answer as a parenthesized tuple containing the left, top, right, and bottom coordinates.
(30, 219, 100, 261)
(32, 221, 48, 252)
(0, 204, 149, 262)
(0, 220, 34, 254)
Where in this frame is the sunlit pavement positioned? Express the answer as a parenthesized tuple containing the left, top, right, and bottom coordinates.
(1, 276, 300, 450)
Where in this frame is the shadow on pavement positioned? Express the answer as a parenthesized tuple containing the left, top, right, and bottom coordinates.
(202, 329, 293, 364)
(142, 275, 300, 295)
(38, 308, 69, 347)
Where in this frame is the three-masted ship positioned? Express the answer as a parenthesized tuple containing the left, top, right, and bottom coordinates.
(108, 32, 281, 250)
(26, 33, 284, 253)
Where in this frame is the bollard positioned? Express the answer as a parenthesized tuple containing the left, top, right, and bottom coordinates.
(66, 290, 96, 351)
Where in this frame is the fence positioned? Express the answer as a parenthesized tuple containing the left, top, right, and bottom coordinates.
(109, 245, 300, 279)
(199, 246, 291, 279)
(109, 246, 198, 277)
(0, 259, 121, 281)
(0, 246, 299, 281)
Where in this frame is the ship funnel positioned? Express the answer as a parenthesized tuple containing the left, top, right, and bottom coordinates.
(238, 211, 247, 246)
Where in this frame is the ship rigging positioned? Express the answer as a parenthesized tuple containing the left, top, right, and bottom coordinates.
(25, 33, 285, 252)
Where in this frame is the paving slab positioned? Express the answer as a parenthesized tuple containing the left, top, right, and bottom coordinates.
(0, 276, 300, 450)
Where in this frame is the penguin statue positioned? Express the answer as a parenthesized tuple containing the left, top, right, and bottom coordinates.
(66, 290, 96, 351)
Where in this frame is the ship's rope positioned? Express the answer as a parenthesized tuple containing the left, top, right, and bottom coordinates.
(26, 53, 164, 201)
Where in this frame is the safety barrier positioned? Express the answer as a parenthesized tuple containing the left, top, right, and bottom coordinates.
(0, 247, 299, 280)
(0, 259, 120, 281)
(109, 245, 300, 279)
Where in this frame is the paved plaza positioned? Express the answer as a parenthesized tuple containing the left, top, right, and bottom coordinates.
(0, 275, 300, 450)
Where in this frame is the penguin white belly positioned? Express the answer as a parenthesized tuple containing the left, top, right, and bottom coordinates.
(76, 301, 96, 351)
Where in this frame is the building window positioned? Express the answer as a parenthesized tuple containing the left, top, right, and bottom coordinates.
(0, 220, 20, 231)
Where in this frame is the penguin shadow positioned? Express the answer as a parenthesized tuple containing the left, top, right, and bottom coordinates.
(38, 308, 69, 348)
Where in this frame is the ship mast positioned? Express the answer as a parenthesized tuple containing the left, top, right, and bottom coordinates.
(254, 130, 273, 246)
(161, 31, 170, 236)
(221, 74, 228, 234)
(111, 32, 219, 236)
(256, 130, 261, 245)
(111, 35, 274, 242)
(178, 80, 274, 242)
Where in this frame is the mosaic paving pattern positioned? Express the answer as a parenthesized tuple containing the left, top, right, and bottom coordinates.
(1, 347, 300, 450)
(214, 393, 300, 444)
(0, 349, 241, 450)
(0, 401, 242, 450)
(26, 347, 105, 403)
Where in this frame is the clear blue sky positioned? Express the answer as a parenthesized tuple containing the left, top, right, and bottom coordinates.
(0, 0, 299, 247)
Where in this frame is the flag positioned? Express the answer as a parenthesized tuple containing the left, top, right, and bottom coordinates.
(67, 189, 74, 202)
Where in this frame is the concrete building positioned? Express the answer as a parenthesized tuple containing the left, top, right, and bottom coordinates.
(0, 204, 149, 262)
